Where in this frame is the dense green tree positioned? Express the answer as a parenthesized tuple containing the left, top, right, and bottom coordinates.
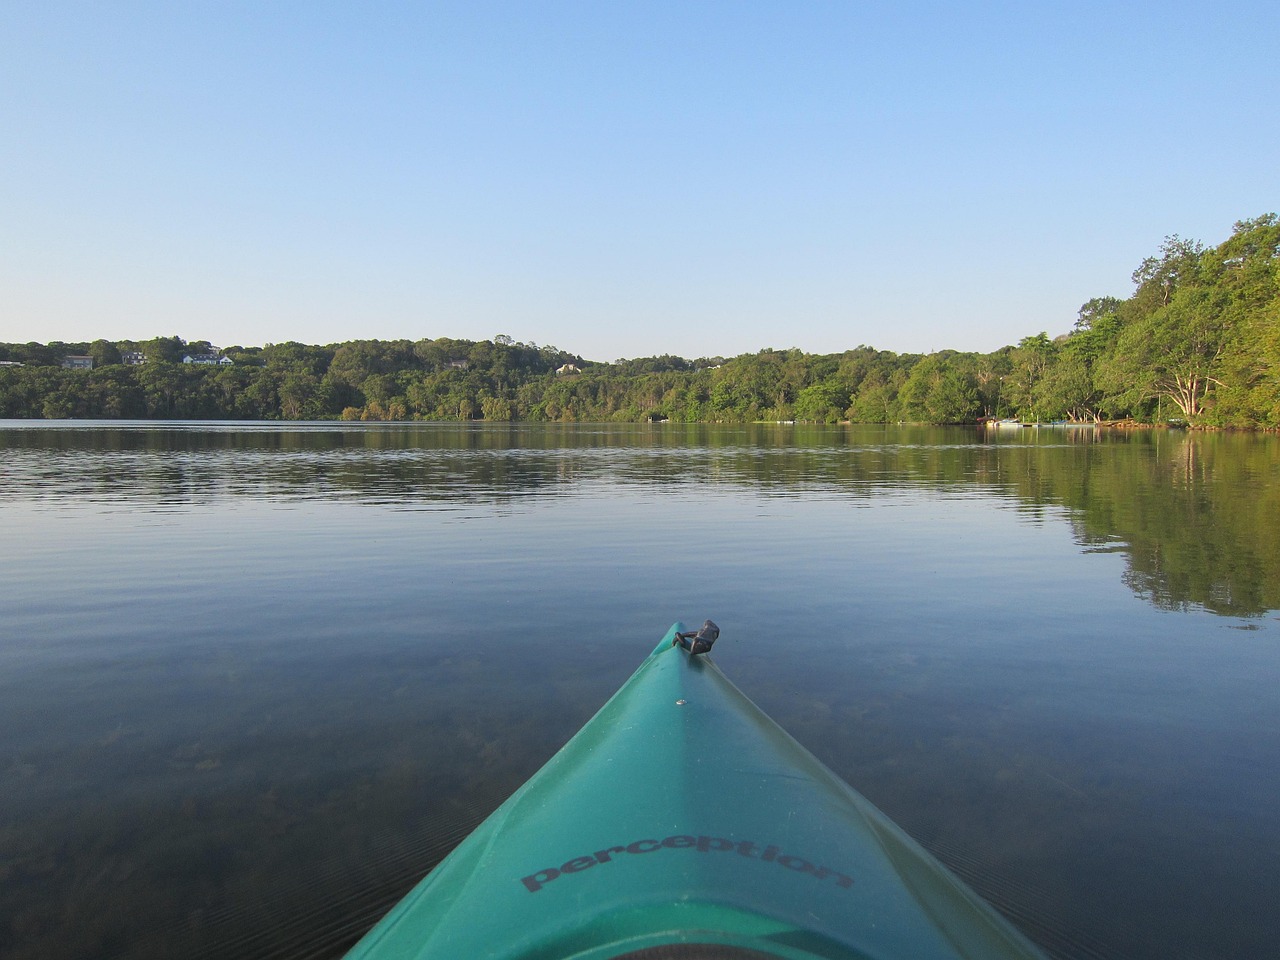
(610, 354, 695, 376)
(328, 339, 416, 387)
(481, 395, 515, 421)
(1130, 234, 1205, 310)
(793, 380, 849, 422)
(1200, 215, 1280, 425)
(1004, 334, 1059, 420)
(898, 355, 979, 423)
(1074, 296, 1124, 331)
(1036, 315, 1118, 421)
(141, 336, 186, 364)
(1039, 343, 1097, 421)
(14, 342, 62, 366)
(261, 341, 330, 374)
(972, 350, 1012, 418)
(86, 367, 145, 416)
(1103, 288, 1232, 421)
(846, 376, 900, 423)
(278, 373, 320, 420)
(137, 363, 184, 416)
(88, 339, 122, 367)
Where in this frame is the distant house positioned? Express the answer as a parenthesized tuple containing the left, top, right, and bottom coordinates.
(448, 359, 470, 370)
(555, 363, 580, 375)
(62, 355, 94, 370)
(121, 351, 145, 365)
(183, 354, 233, 365)
(0, 360, 24, 367)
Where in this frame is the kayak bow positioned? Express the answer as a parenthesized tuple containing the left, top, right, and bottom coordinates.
(344, 623, 1047, 960)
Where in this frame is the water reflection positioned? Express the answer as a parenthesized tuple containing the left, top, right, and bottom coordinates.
(3, 421, 1277, 616)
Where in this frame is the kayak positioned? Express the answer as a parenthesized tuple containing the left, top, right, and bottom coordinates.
(343, 622, 1047, 960)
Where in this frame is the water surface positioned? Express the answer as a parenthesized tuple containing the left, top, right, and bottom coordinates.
(2, 422, 1278, 959)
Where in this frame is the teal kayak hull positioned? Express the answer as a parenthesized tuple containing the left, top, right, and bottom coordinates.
(343, 624, 1047, 959)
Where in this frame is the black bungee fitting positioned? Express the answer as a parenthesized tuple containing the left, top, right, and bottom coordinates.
(673, 620, 720, 656)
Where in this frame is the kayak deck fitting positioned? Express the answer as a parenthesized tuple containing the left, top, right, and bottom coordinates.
(343, 622, 1047, 960)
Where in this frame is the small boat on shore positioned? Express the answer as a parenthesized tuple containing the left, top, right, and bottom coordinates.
(343, 622, 1047, 960)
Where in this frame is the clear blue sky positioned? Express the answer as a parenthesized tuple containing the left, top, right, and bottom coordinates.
(2, 1, 1276, 361)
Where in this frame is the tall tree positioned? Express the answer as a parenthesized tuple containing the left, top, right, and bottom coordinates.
(1075, 296, 1123, 331)
(1131, 235, 1205, 309)
(141, 336, 186, 364)
(88, 339, 122, 366)
(1097, 287, 1230, 421)
(1004, 333, 1059, 420)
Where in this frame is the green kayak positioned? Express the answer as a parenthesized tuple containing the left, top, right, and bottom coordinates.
(343, 623, 1047, 960)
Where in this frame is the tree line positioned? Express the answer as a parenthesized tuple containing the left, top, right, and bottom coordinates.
(3, 215, 1276, 426)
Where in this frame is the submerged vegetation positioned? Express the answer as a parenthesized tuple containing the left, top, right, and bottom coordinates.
(4, 215, 1277, 426)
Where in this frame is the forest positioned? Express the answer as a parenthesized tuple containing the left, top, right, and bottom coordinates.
(3, 215, 1277, 427)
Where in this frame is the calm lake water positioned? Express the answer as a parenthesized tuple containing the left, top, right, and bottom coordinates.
(2, 421, 1278, 960)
